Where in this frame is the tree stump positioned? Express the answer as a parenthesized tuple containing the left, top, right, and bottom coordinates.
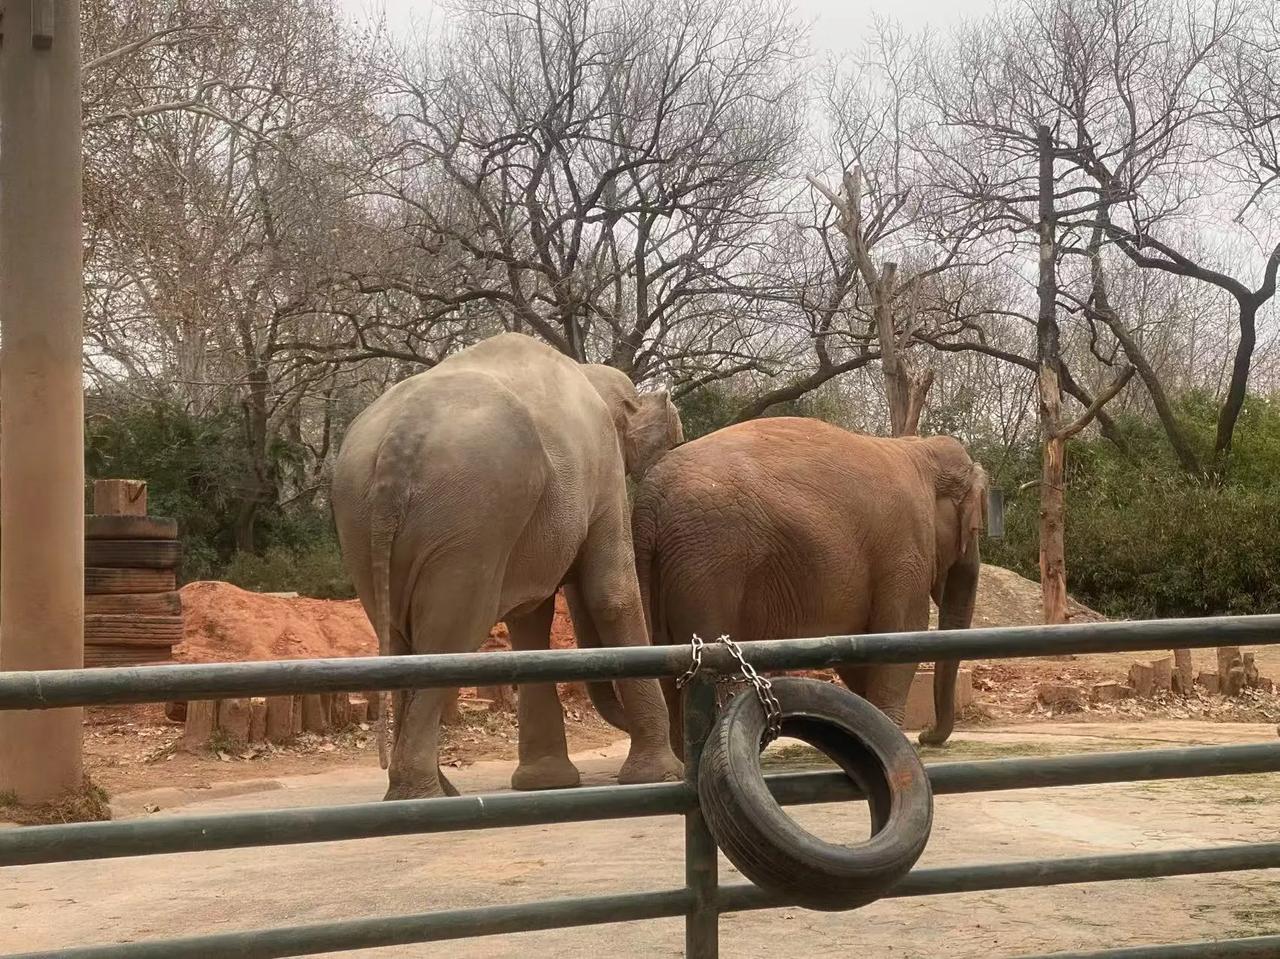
(182, 700, 217, 751)
(248, 699, 268, 743)
(1197, 671, 1220, 694)
(291, 695, 303, 734)
(330, 693, 351, 730)
(1128, 663, 1155, 698)
(441, 688, 462, 726)
(1150, 657, 1174, 692)
(217, 698, 252, 743)
(349, 697, 369, 724)
(479, 684, 515, 712)
(1218, 647, 1245, 697)
(301, 694, 329, 733)
(265, 696, 294, 742)
(1173, 649, 1194, 694)
(1244, 652, 1261, 688)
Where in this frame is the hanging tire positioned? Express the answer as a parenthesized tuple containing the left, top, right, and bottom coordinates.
(697, 676, 933, 911)
(85, 567, 178, 594)
(85, 539, 182, 570)
(85, 516, 179, 541)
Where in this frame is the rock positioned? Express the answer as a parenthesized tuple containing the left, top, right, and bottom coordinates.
(1197, 671, 1220, 694)
(164, 701, 187, 724)
(216, 698, 252, 743)
(1037, 683, 1085, 710)
(1090, 681, 1133, 703)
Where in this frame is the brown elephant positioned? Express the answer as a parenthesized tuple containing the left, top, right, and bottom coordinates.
(588, 417, 986, 753)
(331, 332, 684, 799)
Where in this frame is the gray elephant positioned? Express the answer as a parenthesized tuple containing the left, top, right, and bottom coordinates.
(331, 332, 684, 799)
(589, 417, 986, 753)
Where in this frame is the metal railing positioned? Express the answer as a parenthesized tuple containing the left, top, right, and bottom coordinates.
(5, 615, 1280, 958)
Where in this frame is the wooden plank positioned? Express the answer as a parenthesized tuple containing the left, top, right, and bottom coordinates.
(93, 479, 147, 517)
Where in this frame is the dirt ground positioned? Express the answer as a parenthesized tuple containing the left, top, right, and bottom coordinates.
(6, 722, 1280, 958)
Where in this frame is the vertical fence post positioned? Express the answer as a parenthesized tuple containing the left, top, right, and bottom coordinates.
(683, 676, 719, 958)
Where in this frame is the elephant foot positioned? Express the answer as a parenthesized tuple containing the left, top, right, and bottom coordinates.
(917, 726, 952, 747)
(511, 756, 581, 791)
(383, 767, 460, 801)
(618, 744, 684, 785)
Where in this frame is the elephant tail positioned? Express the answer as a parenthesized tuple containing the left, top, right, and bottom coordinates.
(369, 483, 400, 771)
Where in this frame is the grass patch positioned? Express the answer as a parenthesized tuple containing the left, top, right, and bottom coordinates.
(0, 776, 111, 825)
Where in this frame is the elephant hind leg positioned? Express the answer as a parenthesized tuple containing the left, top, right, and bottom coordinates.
(385, 570, 501, 801)
(838, 593, 930, 729)
(510, 595, 581, 791)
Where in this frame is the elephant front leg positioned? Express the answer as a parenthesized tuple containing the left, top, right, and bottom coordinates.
(510, 596, 581, 791)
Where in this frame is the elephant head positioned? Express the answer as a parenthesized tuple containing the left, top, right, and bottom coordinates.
(580, 364, 684, 480)
(918, 436, 988, 746)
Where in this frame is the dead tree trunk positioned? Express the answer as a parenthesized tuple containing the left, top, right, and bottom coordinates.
(809, 166, 935, 437)
(1037, 125, 1069, 626)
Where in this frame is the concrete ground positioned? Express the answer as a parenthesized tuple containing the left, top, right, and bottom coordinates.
(5, 722, 1280, 958)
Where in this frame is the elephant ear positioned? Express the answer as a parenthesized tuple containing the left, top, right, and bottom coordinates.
(624, 390, 679, 478)
(957, 463, 988, 557)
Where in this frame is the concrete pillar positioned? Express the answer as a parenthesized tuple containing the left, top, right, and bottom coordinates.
(0, 0, 87, 802)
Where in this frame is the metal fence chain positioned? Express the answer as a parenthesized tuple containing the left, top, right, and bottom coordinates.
(677, 633, 783, 747)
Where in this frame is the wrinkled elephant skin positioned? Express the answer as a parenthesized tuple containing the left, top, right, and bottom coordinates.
(599, 417, 986, 754)
(331, 333, 684, 799)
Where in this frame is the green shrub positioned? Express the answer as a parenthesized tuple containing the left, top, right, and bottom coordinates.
(222, 543, 354, 599)
(981, 391, 1280, 620)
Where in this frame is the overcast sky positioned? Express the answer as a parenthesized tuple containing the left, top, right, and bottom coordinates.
(337, 0, 1002, 52)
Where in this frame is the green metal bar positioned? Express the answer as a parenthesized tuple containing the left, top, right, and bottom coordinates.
(3, 742, 1279, 867)
(682, 676, 719, 958)
(715, 841, 1280, 913)
(1011, 933, 1280, 957)
(12, 842, 1280, 958)
(10, 888, 696, 959)
(3, 615, 1280, 709)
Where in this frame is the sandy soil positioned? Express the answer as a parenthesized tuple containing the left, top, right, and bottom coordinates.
(6, 722, 1280, 958)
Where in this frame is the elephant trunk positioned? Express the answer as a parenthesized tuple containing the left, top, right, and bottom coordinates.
(586, 682, 631, 733)
(919, 536, 980, 747)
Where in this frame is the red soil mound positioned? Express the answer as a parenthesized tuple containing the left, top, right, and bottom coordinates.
(177, 582, 576, 665)
(176, 582, 377, 663)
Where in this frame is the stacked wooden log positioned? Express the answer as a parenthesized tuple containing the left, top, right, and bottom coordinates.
(182, 692, 376, 750)
(84, 480, 184, 668)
